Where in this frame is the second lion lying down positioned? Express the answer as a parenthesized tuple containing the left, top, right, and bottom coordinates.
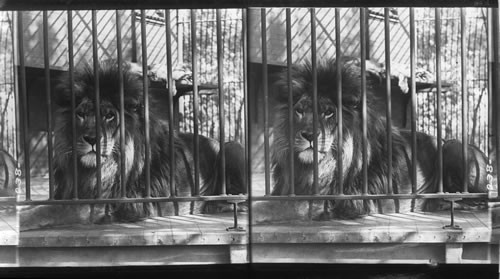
(20, 61, 246, 231)
(253, 57, 491, 223)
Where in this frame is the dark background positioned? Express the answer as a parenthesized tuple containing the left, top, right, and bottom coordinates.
(0, 264, 498, 279)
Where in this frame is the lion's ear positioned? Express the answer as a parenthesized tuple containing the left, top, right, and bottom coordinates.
(272, 65, 305, 104)
(365, 60, 384, 87)
(53, 72, 85, 109)
(271, 72, 289, 103)
(53, 73, 72, 108)
(340, 58, 384, 108)
(341, 92, 360, 109)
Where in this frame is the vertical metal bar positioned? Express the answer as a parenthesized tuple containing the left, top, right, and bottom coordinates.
(116, 10, 127, 198)
(92, 10, 102, 198)
(42, 11, 54, 200)
(261, 8, 270, 196)
(165, 9, 176, 197)
(216, 9, 226, 195)
(17, 11, 30, 200)
(410, 8, 417, 194)
(365, 9, 370, 60)
(384, 8, 393, 195)
(311, 8, 319, 195)
(492, 8, 500, 195)
(131, 10, 138, 63)
(68, 10, 78, 200)
(435, 8, 444, 193)
(12, 11, 20, 172)
(140, 10, 151, 197)
(460, 8, 469, 193)
(243, 7, 252, 261)
(191, 9, 200, 195)
(335, 8, 343, 195)
(360, 8, 368, 195)
(286, 8, 294, 196)
(487, 9, 493, 168)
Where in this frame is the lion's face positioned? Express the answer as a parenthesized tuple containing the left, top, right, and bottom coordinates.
(54, 61, 145, 175)
(273, 58, 380, 168)
(292, 95, 337, 164)
(74, 97, 119, 168)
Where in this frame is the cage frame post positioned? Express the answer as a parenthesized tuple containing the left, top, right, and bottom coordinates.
(226, 199, 246, 232)
(443, 198, 463, 230)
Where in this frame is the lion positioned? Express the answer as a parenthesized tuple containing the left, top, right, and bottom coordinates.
(252, 57, 490, 223)
(20, 61, 246, 230)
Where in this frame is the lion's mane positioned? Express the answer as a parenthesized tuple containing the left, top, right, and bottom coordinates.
(269, 58, 444, 219)
(52, 61, 221, 221)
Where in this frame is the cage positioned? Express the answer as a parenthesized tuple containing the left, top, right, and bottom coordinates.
(0, 1, 498, 267)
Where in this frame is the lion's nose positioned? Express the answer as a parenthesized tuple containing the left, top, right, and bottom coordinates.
(301, 131, 316, 142)
(83, 136, 97, 146)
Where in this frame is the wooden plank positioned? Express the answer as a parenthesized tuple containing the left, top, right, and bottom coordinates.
(19, 209, 489, 247)
(18, 246, 231, 266)
(0, 246, 17, 266)
(251, 243, 446, 264)
(252, 210, 490, 244)
(251, 242, 495, 264)
(19, 213, 248, 247)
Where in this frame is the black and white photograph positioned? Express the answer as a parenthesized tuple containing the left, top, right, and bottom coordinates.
(0, 1, 498, 278)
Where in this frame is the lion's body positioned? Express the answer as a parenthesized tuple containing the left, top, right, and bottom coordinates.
(253, 57, 489, 223)
(20, 61, 245, 230)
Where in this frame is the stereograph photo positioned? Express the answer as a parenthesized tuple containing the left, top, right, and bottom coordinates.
(0, 0, 499, 276)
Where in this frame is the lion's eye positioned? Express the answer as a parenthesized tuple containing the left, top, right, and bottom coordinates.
(295, 107, 304, 117)
(104, 112, 115, 121)
(323, 109, 335, 119)
(76, 111, 85, 119)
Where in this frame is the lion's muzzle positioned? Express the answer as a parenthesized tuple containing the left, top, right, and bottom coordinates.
(77, 135, 115, 168)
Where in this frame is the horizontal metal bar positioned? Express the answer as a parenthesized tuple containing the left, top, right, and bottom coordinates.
(16, 191, 490, 207)
(17, 195, 250, 206)
(252, 193, 488, 201)
(0, 0, 494, 10)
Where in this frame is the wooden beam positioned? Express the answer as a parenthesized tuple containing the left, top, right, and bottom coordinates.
(445, 243, 463, 263)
